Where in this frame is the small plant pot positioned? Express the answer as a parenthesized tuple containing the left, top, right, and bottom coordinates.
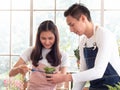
(46, 72, 54, 78)
(44, 67, 55, 78)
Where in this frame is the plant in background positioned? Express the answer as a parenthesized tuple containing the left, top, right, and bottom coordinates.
(106, 82, 120, 90)
(74, 47, 80, 69)
(4, 74, 24, 90)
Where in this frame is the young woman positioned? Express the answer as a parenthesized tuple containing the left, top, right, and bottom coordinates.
(46, 3, 120, 90)
(9, 20, 69, 90)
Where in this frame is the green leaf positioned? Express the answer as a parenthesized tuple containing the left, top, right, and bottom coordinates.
(106, 82, 120, 90)
(74, 47, 80, 60)
(44, 67, 55, 74)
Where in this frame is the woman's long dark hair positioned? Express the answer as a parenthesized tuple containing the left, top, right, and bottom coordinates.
(30, 20, 61, 67)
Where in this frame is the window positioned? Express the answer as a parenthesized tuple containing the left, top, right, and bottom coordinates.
(0, 0, 120, 89)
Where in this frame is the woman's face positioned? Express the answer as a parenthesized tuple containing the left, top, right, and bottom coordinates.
(40, 31, 55, 49)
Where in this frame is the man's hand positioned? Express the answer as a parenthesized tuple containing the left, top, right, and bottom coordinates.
(46, 73, 72, 84)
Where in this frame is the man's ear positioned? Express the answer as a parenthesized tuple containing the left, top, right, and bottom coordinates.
(80, 15, 86, 22)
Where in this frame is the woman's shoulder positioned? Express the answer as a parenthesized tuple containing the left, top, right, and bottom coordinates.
(20, 46, 34, 62)
(60, 50, 68, 56)
(24, 46, 33, 52)
(21, 46, 34, 56)
(59, 50, 69, 66)
(59, 50, 69, 60)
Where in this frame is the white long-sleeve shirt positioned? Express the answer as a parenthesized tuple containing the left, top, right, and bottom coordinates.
(72, 25, 120, 90)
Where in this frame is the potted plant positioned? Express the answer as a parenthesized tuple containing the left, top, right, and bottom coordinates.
(44, 67, 56, 78)
(74, 47, 80, 69)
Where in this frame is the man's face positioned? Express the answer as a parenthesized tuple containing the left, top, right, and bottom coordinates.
(66, 15, 86, 36)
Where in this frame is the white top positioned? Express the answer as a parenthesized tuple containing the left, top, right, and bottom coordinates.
(72, 25, 120, 90)
(20, 47, 69, 68)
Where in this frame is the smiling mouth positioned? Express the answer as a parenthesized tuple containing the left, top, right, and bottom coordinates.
(45, 44, 51, 46)
(45, 45, 51, 48)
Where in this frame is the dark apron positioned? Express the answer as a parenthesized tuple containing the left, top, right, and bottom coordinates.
(83, 45, 120, 90)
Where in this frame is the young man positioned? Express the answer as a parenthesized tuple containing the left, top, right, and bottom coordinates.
(46, 3, 120, 90)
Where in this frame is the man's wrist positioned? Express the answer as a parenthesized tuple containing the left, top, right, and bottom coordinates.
(64, 74, 72, 82)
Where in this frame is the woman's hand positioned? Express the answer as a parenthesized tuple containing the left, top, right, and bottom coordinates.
(9, 64, 29, 77)
(18, 64, 29, 75)
(9, 58, 30, 77)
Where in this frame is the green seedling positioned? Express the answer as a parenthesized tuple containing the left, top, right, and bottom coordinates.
(44, 67, 56, 78)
